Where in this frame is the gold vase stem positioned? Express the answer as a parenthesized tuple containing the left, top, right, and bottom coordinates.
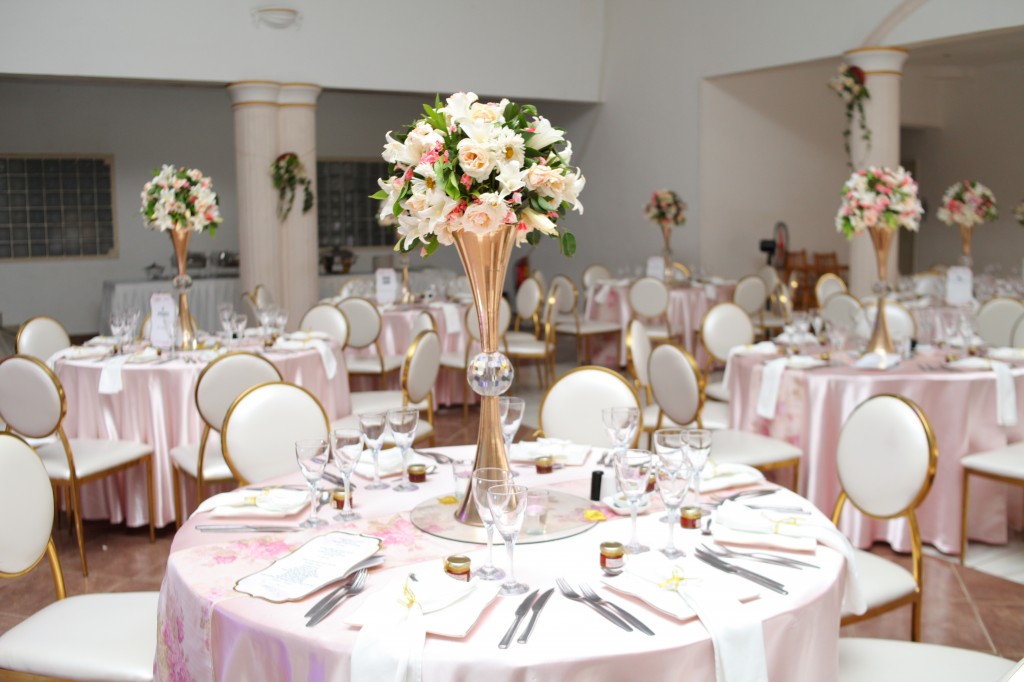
(170, 229, 197, 350)
(958, 223, 972, 259)
(865, 227, 894, 356)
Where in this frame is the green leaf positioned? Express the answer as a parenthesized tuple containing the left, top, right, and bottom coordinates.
(369, 189, 389, 200)
(424, 238, 440, 258)
(526, 230, 541, 246)
(560, 231, 576, 257)
(537, 196, 555, 212)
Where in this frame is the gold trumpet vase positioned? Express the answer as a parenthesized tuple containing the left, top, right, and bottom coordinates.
(958, 223, 973, 263)
(453, 225, 517, 526)
(660, 221, 673, 278)
(397, 252, 415, 304)
(169, 228, 198, 350)
(865, 226, 895, 356)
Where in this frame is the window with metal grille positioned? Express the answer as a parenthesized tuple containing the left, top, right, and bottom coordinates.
(316, 159, 396, 249)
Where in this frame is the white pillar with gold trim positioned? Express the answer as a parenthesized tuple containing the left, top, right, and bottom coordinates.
(843, 47, 909, 297)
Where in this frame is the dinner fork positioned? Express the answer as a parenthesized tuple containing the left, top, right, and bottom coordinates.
(305, 569, 368, 627)
(555, 578, 632, 632)
(577, 583, 654, 635)
(700, 543, 817, 569)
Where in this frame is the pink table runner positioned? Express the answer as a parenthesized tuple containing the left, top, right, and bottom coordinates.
(727, 351, 1024, 554)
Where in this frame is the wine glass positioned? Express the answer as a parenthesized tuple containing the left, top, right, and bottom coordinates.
(498, 396, 526, 456)
(602, 406, 639, 463)
(682, 428, 712, 503)
(295, 438, 329, 528)
(231, 313, 248, 343)
(791, 311, 810, 354)
(358, 412, 389, 490)
(613, 449, 654, 554)
(487, 483, 530, 596)
(109, 309, 128, 353)
(218, 303, 234, 336)
(387, 408, 419, 492)
(330, 428, 363, 521)
(273, 309, 289, 339)
(656, 465, 691, 559)
(809, 308, 823, 343)
(257, 305, 278, 339)
(472, 468, 510, 581)
(653, 427, 685, 523)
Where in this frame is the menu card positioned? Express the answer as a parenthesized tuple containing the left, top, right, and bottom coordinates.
(149, 293, 176, 349)
(234, 531, 382, 603)
(375, 268, 398, 305)
(945, 266, 973, 305)
(646, 256, 666, 280)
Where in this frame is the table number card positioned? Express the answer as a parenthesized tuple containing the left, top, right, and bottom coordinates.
(375, 268, 398, 305)
(945, 266, 973, 305)
(149, 293, 176, 349)
(646, 256, 665, 280)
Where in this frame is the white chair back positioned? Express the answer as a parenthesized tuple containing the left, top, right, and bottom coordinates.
(864, 300, 916, 340)
(582, 264, 612, 289)
(769, 282, 795, 323)
(757, 265, 779, 294)
(648, 343, 702, 426)
(538, 366, 640, 448)
(195, 352, 282, 432)
(733, 276, 767, 316)
(299, 304, 350, 347)
(1012, 314, 1024, 348)
(221, 382, 330, 485)
(975, 298, 1024, 347)
(700, 303, 755, 363)
(16, 316, 71, 363)
(339, 276, 373, 300)
(411, 311, 437, 338)
(821, 292, 865, 332)
(0, 355, 64, 438)
(466, 298, 512, 342)
(836, 395, 936, 519)
(337, 297, 382, 349)
(0, 433, 55, 575)
(914, 273, 943, 298)
(253, 285, 274, 309)
(627, 319, 653, 389)
(628, 277, 669, 319)
(403, 330, 441, 404)
(532, 270, 547, 297)
(549, 275, 577, 315)
(815, 273, 848, 307)
(514, 277, 543, 322)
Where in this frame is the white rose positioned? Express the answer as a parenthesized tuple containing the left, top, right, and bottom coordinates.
(460, 194, 511, 235)
(457, 138, 496, 182)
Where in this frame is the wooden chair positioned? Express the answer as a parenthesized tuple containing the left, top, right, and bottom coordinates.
(785, 249, 811, 310)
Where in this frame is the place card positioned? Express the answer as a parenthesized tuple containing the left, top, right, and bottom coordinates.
(234, 531, 382, 603)
(375, 268, 398, 305)
(149, 293, 176, 349)
(945, 266, 973, 305)
(646, 256, 665, 280)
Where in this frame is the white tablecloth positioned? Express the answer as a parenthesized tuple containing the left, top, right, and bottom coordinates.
(101, 278, 241, 335)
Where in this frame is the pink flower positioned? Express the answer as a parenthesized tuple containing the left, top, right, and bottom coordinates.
(517, 221, 528, 231)
(511, 191, 522, 204)
(460, 174, 472, 190)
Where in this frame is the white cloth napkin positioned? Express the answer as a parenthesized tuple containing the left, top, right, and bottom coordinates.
(45, 345, 108, 369)
(274, 338, 337, 379)
(716, 500, 865, 615)
(191, 488, 309, 518)
(852, 352, 901, 371)
(722, 342, 778, 388)
(351, 571, 477, 682)
(755, 357, 788, 419)
(625, 554, 768, 682)
(353, 450, 432, 480)
(97, 348, 158, 394)
(593, 283, 614, 305)
(700, 461, 766, 492)
(988, 347, 1024, 362)
(84, 335, 117, 347)
(509, 438, 590, 466)
(991, 360, 1018, 427)
(772, 331, 817, 345)
(705, 284, 718, 300)
(946, 334, 985, 348)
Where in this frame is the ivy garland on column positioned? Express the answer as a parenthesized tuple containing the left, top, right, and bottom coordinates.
(829, 63, 871, 167)
(271, 152, 314, 221)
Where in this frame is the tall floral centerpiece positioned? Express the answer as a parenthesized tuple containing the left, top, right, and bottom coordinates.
(936, 180, 998, 265)
(836, 166, 922, 355)
(644, 190, 686, 261)
(140, 165, 223, 350)
(829, 63, 871, 166)
(373, 92, 584, 524)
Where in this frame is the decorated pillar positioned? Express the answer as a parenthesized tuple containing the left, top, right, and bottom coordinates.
(843, 47, 909, 297)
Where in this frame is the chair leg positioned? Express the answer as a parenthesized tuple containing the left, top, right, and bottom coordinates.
(911, 596, 922, 642)
(172, 466, 183, 529)
(52, 483, 61, 531)
(146, 457, 156, 542)
(792, 459, 800, 495)
(69, 480, 88, 576)
(535, 360, 544, 388)
(960, 471, 971, 565)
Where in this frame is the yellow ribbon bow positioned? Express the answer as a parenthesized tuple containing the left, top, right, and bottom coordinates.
(658, 566, 690, 591)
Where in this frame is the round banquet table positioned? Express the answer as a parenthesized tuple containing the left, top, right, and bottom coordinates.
(54, 342, 351, 529)
(727, 350, 1024, 554)
(157, 445, 846, 682)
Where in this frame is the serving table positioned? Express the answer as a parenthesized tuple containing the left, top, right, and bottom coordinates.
(157, 444, 846, 681)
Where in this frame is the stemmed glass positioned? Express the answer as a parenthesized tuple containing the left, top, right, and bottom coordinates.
(613, 449, 654, 554)
(109, 310, 129, 353)
(791, 311, 810, 354)
(682, 428, 712, 503)
(602, 406, 640, 464)
(498, 396, 525, 457)
(295, 438, 329, 528)
(230, 314, 248, 344)
(387, 408, 419, 492)
(359, 412, 389, 490)
(808, 308, 824, 343)
(471, 468, 510, 581)
(487, 483, 530, 596)
(655, 464, 692, 559)
(257, 305, 278, 339)
(653, 427, 685, 523)
(217, 303, 234, 337)
(330, 428, 363, 521)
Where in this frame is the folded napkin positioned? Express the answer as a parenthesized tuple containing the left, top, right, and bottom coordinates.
(191, 487, 309, 518)
(992, 360, 1018, 427)
(273, 338, 337, 379)
(852, 352, 901, 371)
(593, 282, 614, 305)
(716, 500, 865, 615)
(700, 461, 766, 493)
(772, 331, 817, 345)
(988, 347, 1024, 362)
(755, 357, 788, 419)
(429, 302, 462, 332)
(353, 450, 432, 480)
(946, 334, 985, 348)
(351, 570, 478, 682)
(84, 335, 117, 347)
(97, 348, 159, 394)
(711, 524, 817, 552)
(704, 284, 718, 300)
(785, 355, 827, 370)
(45, 345, 108, 369)
(623, 553, 768, 682)
(509, 438, 590, 466)
(722, 342, 779, 388)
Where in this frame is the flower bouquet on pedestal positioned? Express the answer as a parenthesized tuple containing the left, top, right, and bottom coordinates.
(936, 180, 998, 265)
(372, 92, 584, 525)
(644, 190, 686, 265)
(835, 166, 922, 356)
(140, 165, 223, 350)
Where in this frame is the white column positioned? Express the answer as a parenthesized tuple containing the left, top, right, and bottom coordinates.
(277, 83, 322, 329)
(843, 47, 909, 297)
(227, 81, 283, 314)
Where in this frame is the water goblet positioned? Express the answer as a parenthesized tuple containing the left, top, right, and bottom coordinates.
(958, 308, 975, 353)
(109, 310, 128, 353)
(218, 303, 234, 336)
(602, 406, 640, 462)
(358, 412, 389, 490)
(655, 466, 691, 559)
(330, 428, 363, 521)
(681, 428, 712, 503)
(273, 310, 289, 338)
(257, 305, 278, 339)
(613, 449, 654, 554)
(792, 311, 811, 354)
(387, 408, 419, 492)
(653, 427, 686, 523)
(498, 396, 526, 457)
(230, 314, 248, 343)
(295, 438, 330, 528)
(809, 308, 823, 342)
(487, 483, 530, 596)
(471, 468, 510, 581)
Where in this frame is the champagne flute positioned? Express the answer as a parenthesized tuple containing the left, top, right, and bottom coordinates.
(498, 396, 526, 457)
(217, 302, 234, 336)
(330, 428, 363, 521)
(487, 483, 530, 596)
(295, 438, 329, 528)
(655, 465, 691, 559)
(472, 468, 510, 581)
(682, 428, 712, 503)
(387, 408, 419, 492)
(359, 412, 389, 490)
(653, 427, 685, 523)
(602, 406, 639, 463)
(613, 450, 654, 554)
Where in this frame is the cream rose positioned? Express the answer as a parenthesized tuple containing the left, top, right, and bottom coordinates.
(525, 164, 566, 202)
(457, 138, 496, 182)
(460, 194, 511, 235)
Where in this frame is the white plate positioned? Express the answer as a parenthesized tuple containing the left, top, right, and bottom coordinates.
(785, 355, 827, 370)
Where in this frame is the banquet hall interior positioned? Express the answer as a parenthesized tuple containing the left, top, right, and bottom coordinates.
(2, 1, 1024, 680)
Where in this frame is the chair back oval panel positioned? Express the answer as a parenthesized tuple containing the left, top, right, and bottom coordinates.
(582, 264, 612, 289)
(627, 319, 653, 387)
(514, 278, 543, 320)
(299, 304, 350, 348)
(466, 298, 512, 342)
(538, 366, 640, 448)
(864, 301, 916, 340)
(221, 382, 330, 485)
(975, 298, 1024, 348)
(549, 275, 577, 315)
(757, 265, 779, 294)
(1012, 314, 1024, 348)
(648, 344, 702, 426)
(836, 395, 937, 519)
(700, 303, 754, 362)
(0, 434, 55, 575)
(16, 316, 71, 363)
(253, 285, 274, 309)
(411, 311, 437, 338)
(404, 330, 441, 404)
(0, 356, 65, 438)
(628, 277, 669, 318)
(733, 276, 767, 316)
(815, 273, 848, 307)
(337, 298, 382, 349)
(196, 352, 283, 432)
(821, 292, 864, 332)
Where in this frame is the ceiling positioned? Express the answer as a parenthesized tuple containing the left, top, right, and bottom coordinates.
(907, 26, 1024, 69)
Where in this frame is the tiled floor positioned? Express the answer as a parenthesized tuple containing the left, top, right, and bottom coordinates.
(2, 355, 1023, 665)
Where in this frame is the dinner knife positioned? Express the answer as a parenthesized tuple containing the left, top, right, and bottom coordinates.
(196, 524, 301, 533)
(695, 551, 788, 595)
(516, 588, 554, 644)
(498, 589, 539, 649)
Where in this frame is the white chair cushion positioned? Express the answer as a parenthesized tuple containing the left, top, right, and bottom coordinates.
(648, 343, 702, 426)
(644, 325, 670, 340)
(337, 298, 382, 349)
(704, 380, 730, 403)
(347, 354, 404, 374)
(299, 304, 349, 346)
(701, 303, 755, 361)
(440, 352, 467, 369)
(36, 438, 150, 480)
(556, 320, 620, 336)
(169, 440, 233, 481)
(505, 330, 539, 346)
(733, 276, 767, 316)
(345, 390, 430, 415)
(505, 336, 547, 357)
(976, 298, 1024, 348)
(628, 277, 670, 318)
(0, 356, 63, 438)
(404, 331, 441, 404)
(839, 638, 1014, 682)
(0, 592, 159, 682)
(841, 550, 916, 617)
(701, 400, 730, 431)
(710, 429, 801, 468)
(962, 441, 1024, 480)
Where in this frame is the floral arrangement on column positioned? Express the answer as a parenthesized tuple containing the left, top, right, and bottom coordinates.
(644, 190, 687, 228)
(1014, 200, 1024, 226)
(140, 164, 223, 234)
(829, 63, 871, 166)
(371, 91, 584, 256)
(937, 180, 999, 228)
(835, 166, 922, 238)
(271, 152, 314, 221)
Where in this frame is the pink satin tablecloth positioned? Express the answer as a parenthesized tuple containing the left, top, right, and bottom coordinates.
(55, 343, 351, 529)
(727, 351, 1024, 554)
(157, 445, 845, 682)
